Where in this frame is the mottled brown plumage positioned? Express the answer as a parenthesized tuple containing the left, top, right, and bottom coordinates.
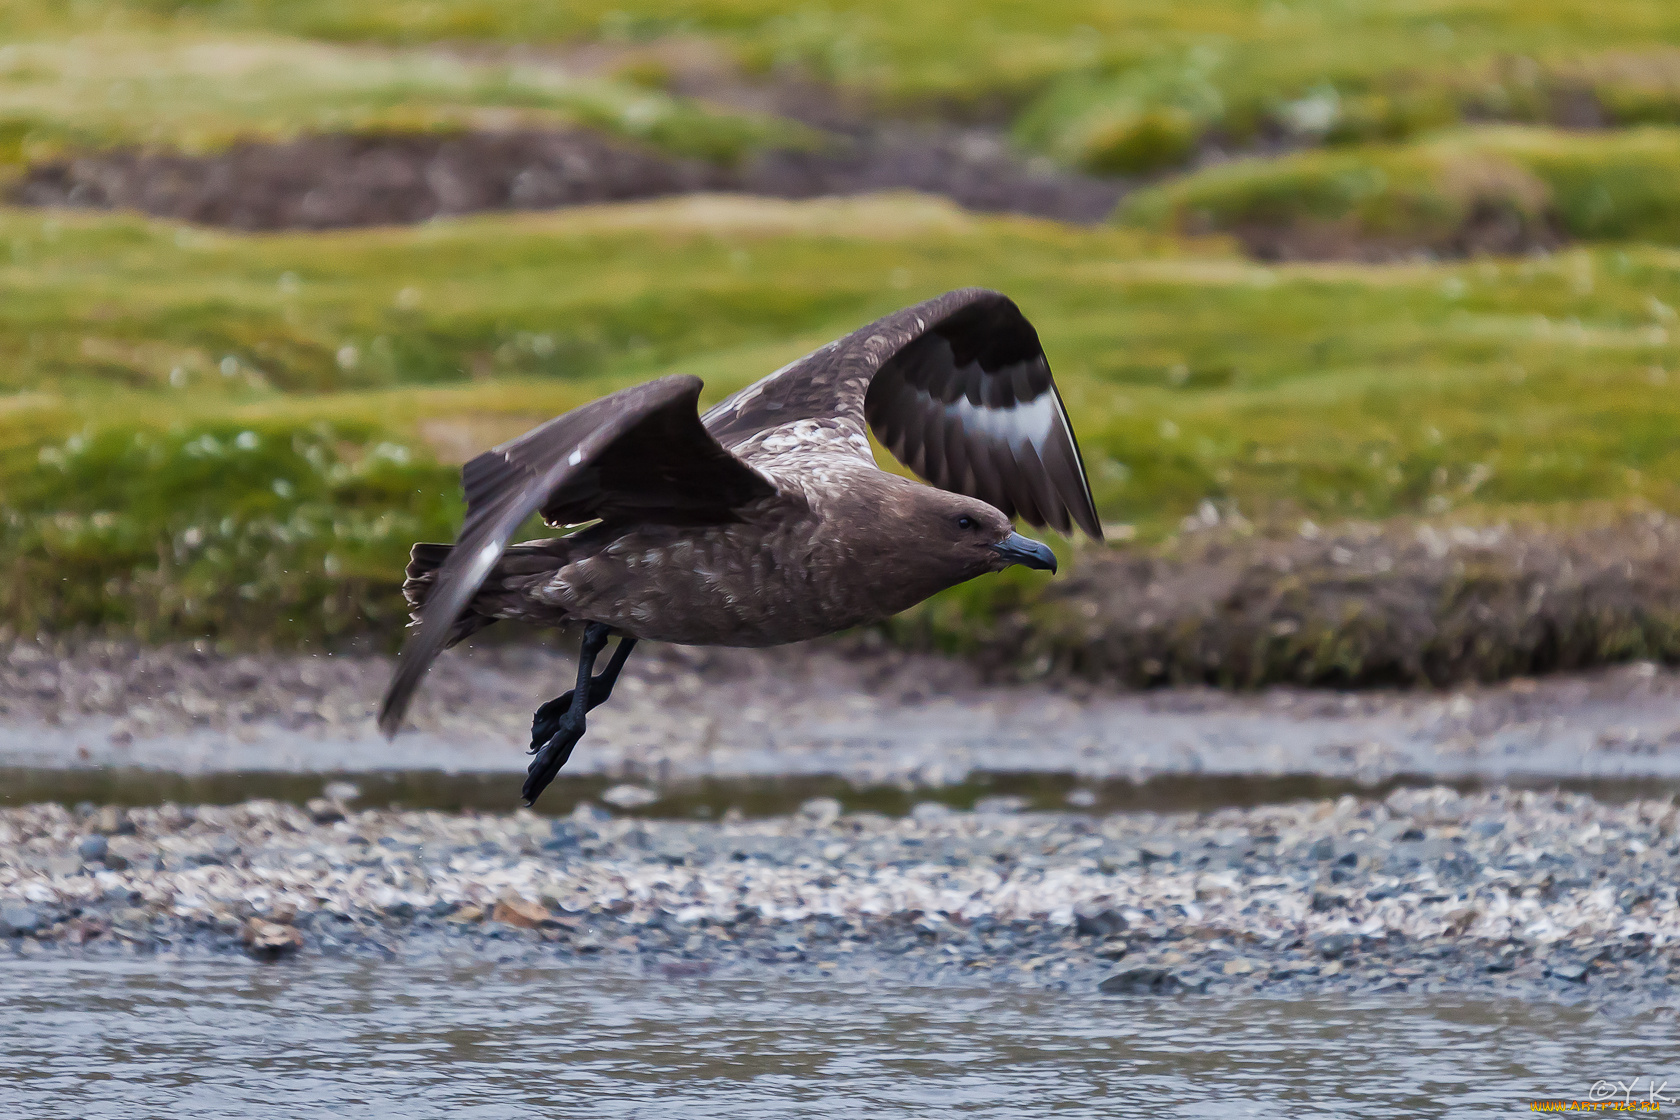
(378, 288, 1103, 802)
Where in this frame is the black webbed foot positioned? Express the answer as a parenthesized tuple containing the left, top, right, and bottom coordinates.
(520, 625, 638, 806)
(524, 711, 587, 805)
(528, 632, 640, 754)
(529, 690, 577, 755)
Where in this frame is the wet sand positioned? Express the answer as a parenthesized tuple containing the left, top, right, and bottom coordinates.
(6, 639, 1680, 786)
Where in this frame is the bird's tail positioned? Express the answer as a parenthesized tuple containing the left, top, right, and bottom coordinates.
(402, 543, 498, 649)
(402, 538, 575, 648)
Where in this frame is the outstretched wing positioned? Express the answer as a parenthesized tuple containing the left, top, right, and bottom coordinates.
(702, 288, 1102, 539)
(378, 374, 775, 735)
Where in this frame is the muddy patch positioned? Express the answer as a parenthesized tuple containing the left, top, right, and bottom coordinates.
(9, 131, 728, 230)
(10, 125, 1128, 229)
(969, 515, 1680, 689)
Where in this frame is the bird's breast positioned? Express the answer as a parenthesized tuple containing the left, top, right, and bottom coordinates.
(538, 518, 888, 646)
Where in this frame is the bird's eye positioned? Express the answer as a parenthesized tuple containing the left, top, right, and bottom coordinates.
(956, 516, 976, 530)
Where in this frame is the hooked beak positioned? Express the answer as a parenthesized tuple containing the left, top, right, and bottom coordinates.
(990, 531, 1058, 574)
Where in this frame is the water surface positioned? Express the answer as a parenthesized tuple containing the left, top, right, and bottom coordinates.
(1, 957, 1674, 1118)
(7, 765, 1677, 819)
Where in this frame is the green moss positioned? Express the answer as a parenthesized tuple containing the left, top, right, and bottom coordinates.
(3, 417, 459, 643)
(5, 198, 1680, 645)
(1118, 126, 1680, 252)
(9, 1, 1680, 171)
(1481, 127, 1680, 243)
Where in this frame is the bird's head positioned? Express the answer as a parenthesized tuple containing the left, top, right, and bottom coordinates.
(889, 483, 1058, 587)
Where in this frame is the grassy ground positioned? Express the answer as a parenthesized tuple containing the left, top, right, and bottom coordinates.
(10, 1, 1680, 173)
(0, 27, 797, 167)
(1120, 125, 1680, 253)
(6, 194, 1680, 650)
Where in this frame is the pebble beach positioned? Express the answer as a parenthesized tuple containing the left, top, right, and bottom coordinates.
(4, 784, 1677, 1002)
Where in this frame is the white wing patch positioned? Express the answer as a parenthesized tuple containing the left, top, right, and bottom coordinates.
(910, 382, 1062, 451)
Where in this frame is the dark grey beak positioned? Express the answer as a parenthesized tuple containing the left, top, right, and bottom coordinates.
(990, 532, 1058, 574)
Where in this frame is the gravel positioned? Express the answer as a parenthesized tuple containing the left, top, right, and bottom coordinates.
(2, 787, 1676, 1001)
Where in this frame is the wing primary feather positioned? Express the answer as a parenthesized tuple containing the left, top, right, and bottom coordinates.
(1016, 440, 1072, 535)
(1043, 385, 1103, 539)
(998, 440, 1046, 528)
(921, 402, 950, 490)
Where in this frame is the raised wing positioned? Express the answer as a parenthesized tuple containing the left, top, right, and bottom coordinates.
(378, 375, 775, 735)
(702, 289, 1102, 539)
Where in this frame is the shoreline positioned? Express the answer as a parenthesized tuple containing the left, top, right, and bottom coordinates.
(3, 788, 1676, 1004)
(8, 639, 1680, 787)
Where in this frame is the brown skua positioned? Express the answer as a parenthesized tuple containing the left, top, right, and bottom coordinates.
(378, 288, 1103, 803)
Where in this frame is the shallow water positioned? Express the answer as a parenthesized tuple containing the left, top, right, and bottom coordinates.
(1, 957, 1674, 1118)
(7, 765, 1678, 819)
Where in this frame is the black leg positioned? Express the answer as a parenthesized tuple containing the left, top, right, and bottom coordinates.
(528, 634, 638, 755)
(523, 624, 631, 805)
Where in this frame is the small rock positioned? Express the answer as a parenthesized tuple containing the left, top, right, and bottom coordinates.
(652, 836, 695, 865)
(1550, 960, 1590, 983)
(92, 807, 135, 836)
(1073, 906, 1127, 938)
(305, 798, 345, 825)
(241, 919, 303, 960)
(1098, 850, 1139, 873)
(112, 907, 150, 931)
(1309, 837, 1336, 861)
(210, 835, 242, 860)
(490, 893, 554, 930)
(798, 797, 842, 827)
(446, 904, 485, 925)
(910, 802, 952, 824)
(602, 785, 658, 809)
(322, 781, 361, 803)
(973, 796, 1027, 815)
(572, 801, 612, 825)
(1138, 839, 1177, 862)
(543, 821, 585, 852)
(1316, 933, 1358, 959)
(0, 902, 42, 937)
(1098, 967, 1183, 995)
(1096, 940, 1130, 961)
(660, 959, 712, 979)
(1065, 789, 1098, 808)
(77, 835, 109, 863)
(1222, 958, 1256, 976)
